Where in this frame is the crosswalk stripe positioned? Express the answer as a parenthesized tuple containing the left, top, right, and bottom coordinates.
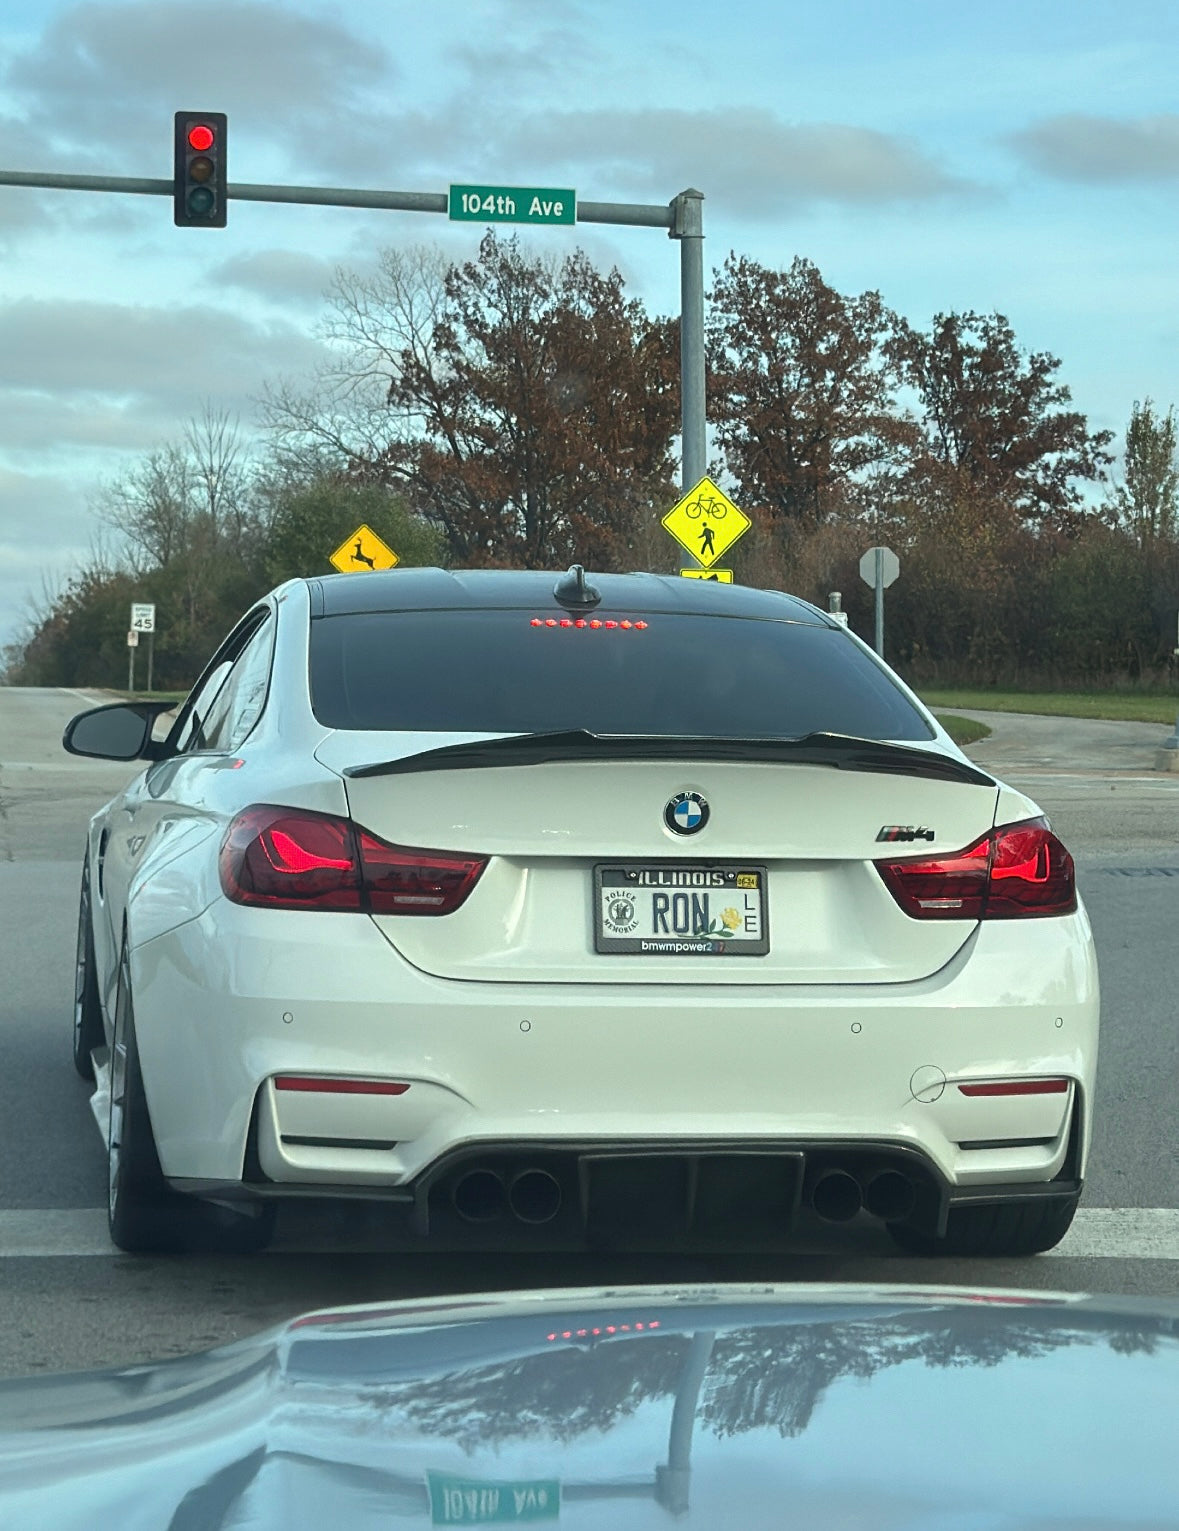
(1, 1206, 1178, 1260)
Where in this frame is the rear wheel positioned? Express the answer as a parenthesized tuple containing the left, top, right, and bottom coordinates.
(72, 857, 104, 1081)
(108, 943, 274, 1255)
(888, 1193, 1080, 1258)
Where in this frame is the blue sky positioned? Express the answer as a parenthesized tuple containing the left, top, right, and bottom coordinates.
(2, 0, 1179, 645)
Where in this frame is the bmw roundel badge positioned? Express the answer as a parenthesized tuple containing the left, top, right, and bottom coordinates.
(665, 790, 710, 836)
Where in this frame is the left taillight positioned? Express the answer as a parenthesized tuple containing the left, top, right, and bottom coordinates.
(219, 805, 486, 915)
(876, 816, 1076, 920)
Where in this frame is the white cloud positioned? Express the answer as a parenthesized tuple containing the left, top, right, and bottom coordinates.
(495, 108, 972, 215)
(208, 248, 337, 307)
(2, 0, 395, 173)
(1010, 113, 1179, 182)
(0, 297, 327, 449)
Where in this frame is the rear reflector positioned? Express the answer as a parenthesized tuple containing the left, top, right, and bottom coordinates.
(876, 817, 1076, 920)
(958, 1079, 1069, 1097)
(220, 805, 486, 915)
(274, 1076, 410, 1095)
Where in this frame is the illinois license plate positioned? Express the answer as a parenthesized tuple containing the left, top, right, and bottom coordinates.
(593, 865, 769, 956)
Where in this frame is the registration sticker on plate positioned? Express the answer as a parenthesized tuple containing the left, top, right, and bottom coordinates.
(593, 865, 769, 956)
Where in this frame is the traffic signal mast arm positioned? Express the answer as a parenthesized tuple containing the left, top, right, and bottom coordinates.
(0, 168, 675, 226)
(0, 153, 700, 491)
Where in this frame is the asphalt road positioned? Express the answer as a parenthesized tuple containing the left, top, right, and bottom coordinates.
(0, 688, 1177, 1378)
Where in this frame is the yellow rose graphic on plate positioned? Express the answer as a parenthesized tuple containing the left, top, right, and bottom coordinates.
(721, 907, 741, 932)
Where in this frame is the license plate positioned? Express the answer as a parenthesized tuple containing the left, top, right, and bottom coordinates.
(593, 864, 769, 956)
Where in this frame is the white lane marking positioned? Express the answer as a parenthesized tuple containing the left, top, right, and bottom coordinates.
(0, 1206, 1178, 1259)
(1044, 1207, 1179, 1259)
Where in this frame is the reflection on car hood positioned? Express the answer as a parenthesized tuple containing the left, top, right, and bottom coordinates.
(0, 1283, 1176, 1529)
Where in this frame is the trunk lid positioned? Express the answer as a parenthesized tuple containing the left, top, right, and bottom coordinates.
(320, 733, 999, 986)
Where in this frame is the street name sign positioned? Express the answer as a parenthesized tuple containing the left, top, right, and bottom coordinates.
(449, 184, 576, 225)
(329, 523, 399, 574)
(427, 1472, 560, 1525)
(680, 567, 733, 582)
(662, 476, 750, 569)
(130, 602, 156, 633)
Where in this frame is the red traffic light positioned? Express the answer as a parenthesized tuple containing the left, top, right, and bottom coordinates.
(174, 111, 227, 228)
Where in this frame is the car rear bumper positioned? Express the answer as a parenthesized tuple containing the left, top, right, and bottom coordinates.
(171, 1123, 1084, 1250)
(130, 897, 1099, 1222)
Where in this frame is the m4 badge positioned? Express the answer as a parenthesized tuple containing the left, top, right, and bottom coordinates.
(876, 825, 936, 843)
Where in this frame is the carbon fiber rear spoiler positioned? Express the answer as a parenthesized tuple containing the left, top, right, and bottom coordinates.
(345, 730, 996, 788)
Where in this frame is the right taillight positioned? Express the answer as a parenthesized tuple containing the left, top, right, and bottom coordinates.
(876, 817, 1076, 920)
(219, 805, 486, 915)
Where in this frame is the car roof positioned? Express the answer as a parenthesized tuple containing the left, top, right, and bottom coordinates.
(307, 568, 829, 624)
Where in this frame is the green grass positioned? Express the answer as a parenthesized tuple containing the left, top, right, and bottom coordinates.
(934, 713, 992, 746)
(921, 689, 1179, 725)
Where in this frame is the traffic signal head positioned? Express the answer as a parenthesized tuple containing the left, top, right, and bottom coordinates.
(174, 112, 227, 228)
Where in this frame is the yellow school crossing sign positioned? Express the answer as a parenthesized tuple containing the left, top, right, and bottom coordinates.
(329, 523, 399, 574)
(662, 477, 750, 568)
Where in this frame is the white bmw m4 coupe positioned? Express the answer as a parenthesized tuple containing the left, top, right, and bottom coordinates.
(65, 567, 1098, 1255)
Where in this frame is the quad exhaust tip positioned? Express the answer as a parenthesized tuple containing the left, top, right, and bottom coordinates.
(451, 1167, 563, 1225)
(508, 1169, 563, 1224)
(810, 1166, 919, 1224)
(451, 1169, 506, 1223)
(864, 1168, 917, 1223)
(453, 1160, 915, 1230)
(810, 1168, 863, 1223)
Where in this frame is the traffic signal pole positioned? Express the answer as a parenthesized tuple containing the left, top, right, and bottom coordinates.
(0, 168, 707, 491)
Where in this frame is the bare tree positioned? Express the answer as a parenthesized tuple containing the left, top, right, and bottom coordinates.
(260, 245, 450, 484)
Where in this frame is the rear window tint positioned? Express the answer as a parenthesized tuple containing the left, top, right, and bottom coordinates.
(309, 610, 933, 741)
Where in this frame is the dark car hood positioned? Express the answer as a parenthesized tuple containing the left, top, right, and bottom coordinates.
(1, 1283, 1177, 1529)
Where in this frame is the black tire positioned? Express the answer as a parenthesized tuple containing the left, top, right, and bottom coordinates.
(888, 1193, 1080, 1258)
(108, 943, 275, 1255)
(73, 857, 105, 1081)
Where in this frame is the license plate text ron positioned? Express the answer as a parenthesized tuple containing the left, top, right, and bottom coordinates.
(594, 865, 770, 956)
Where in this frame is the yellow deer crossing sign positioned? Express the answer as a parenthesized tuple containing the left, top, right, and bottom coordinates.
(329, 523, 399, 574)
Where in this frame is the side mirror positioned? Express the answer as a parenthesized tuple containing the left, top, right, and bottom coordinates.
(63, 701, 176, 762)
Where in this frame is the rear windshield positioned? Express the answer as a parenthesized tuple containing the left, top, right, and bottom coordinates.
(309, 609, 934, 741)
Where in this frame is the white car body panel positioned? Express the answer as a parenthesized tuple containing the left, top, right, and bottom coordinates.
(129, 895, 1096, 1189)
(73, 572, 1099, 1246)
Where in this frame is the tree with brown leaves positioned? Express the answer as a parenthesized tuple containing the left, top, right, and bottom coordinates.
(888, 310, 1113, 531)
(706, 254, 907, 528)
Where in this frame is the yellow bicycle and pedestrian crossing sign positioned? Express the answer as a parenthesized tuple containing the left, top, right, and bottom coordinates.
(662, 476, 750, 569)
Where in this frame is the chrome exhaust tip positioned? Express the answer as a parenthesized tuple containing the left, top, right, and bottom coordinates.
(508, 1168, 563, 1225)
(451, 1168, 506, 1223)
(863, 1169, 917, 1223)
(810, 1168, 863, 1223)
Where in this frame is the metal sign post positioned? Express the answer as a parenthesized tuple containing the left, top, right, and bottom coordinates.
(129, 602, 156, 693)
(858, 546, 900, 658)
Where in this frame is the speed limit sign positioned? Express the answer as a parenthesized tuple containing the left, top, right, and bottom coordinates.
(130, 603, 156, 633)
